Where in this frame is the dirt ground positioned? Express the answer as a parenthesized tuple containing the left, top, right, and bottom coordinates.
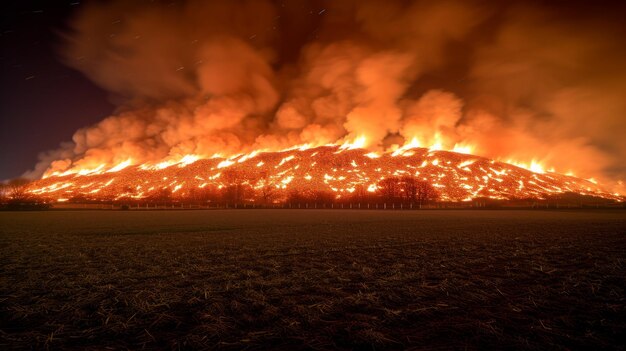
(1, 209, 624, 349)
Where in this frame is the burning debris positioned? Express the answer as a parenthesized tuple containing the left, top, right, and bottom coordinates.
(26, 145, 620, 204)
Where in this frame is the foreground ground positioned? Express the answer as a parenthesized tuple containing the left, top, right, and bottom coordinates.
(0, 209, 624, 350)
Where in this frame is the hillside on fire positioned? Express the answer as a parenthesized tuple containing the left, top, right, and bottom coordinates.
(2, 1, 626, 350)
(3, 0, 621, 201)
(15, 145, 621, 207)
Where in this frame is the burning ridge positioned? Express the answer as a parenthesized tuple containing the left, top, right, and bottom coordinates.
(27, 146, 621, 203)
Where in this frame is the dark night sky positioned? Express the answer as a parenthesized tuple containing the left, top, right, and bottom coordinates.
(0, 1, 114, 180)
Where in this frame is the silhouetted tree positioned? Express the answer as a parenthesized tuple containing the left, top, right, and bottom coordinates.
(149, 188, 172, 202)
(400, 176, 419, 202)
(312, 190, 335, 204)
(416, 180, 439, 205)
(222, 170, 248, 203)
(0, 183, 7, 202)
(221, 169, 241, 203)
(378, 177, 400, 201)
(349, 184, 369, 203)
(255, 171, 276, 204)
(7, 178, 31, 201)
(187, 186, 219, 203)
(286, 189, 307, 204)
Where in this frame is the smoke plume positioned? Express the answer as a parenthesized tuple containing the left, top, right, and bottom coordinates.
(28, 0, 626, 191)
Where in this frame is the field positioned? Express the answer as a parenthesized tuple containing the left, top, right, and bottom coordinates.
(1, 209, 624, 350)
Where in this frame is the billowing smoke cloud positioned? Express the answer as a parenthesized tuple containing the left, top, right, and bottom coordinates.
(28, 0, 626, 191)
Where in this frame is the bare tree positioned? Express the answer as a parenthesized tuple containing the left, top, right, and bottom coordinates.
(190, 187, 215, 203)
(400, 176, 419, 202)
(350, 184, 368, 203)
(378, 177, 400, 201)
(150, 188, 172, 202)
(312, 190, 335, 204)
(286, 189, 307, 204)
(0, 183, 8, 202)
(259, 184, 276, 204)
(416, 180, 439, 206)
(255, 171, 276, 204)
(222, 170, 248, 204)
(7, 178, 31, 201)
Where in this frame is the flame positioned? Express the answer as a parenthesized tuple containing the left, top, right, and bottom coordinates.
(506, 159, 546, 174)
(428, 134, 445, 151)
(429, 142, 443, 151)
(44, 127, 600, 184)
(107, 159, 132, 173)
(151, 161, 175, 170)
(406, 137, 422, 149)
(238, 150, 261, 163)
(217, 159, 235, 169)
(25, 144, 621, 204)
(179, 154, 200, 167)
(340, 136, 367, 150)
(392, 137, 422, 156)
(452, 143, 474, 154)
(26, 116, 622, 203)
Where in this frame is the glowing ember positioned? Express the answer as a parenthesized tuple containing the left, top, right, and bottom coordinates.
(26, 145, 621, 203)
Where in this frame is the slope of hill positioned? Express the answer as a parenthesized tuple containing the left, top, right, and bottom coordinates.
(27, 146, 621, 203)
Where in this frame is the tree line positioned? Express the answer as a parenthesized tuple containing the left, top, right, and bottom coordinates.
(2, 176, 621, 209)
(135, 175, 439, 206)
(0, 175, 439, 206)
(0, 178, 31, 202)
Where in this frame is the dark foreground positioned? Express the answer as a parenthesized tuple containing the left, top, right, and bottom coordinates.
(1, 210, 624, 350)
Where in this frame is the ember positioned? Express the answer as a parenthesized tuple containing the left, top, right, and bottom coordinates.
(27, 145, 620, 204)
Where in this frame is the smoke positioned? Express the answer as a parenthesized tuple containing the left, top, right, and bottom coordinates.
(29, 0, 626, 190)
